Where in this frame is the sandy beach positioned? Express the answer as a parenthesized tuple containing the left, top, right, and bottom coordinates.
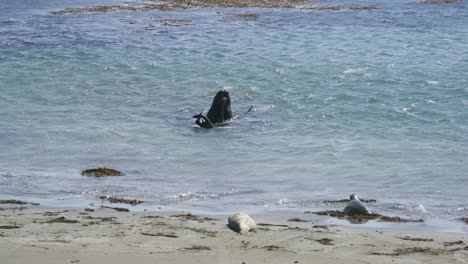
(1, 206, 466, 264)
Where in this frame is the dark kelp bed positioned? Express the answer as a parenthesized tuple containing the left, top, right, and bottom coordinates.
(49, 0, 380, 15)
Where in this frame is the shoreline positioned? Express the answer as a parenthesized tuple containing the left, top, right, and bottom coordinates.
(1, 206, 467, 263)
(2, 196, 467, 234)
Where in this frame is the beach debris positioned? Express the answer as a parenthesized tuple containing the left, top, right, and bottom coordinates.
(287, 218, 310, 222)
(316, 238, 334, 245)
(0, 225, 21, 229)
(0, 199, 40, 206)
(46, 217, 80, 224)
(343, 194, 372, 216)
(228, 212, 256, 235)
(257, 223, 290, 227)
(313, 210, 424, 223)
(444, 241, 464, 247)
(370, 246, 468, 256)
(81, 167, 124, 177)
(262, 245, 284, 251)
(101, 206, 129, 212)
(185, 226, 218, 237)
(141, 232, 178, 238)
(397, 236, 434, 242)
(180, 245, 211, 251)
(170, 213, 217, 222)
(104, 197, 144, 206)
(312, 225, 329, 230)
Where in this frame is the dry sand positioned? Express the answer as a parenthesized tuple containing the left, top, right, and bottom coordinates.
(0, 206, 467, 264)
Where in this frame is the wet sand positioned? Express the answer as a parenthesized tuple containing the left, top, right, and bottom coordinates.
(1, 206, 466, 264)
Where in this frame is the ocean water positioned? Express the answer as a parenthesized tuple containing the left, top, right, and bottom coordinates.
(1, 0, 467, 232)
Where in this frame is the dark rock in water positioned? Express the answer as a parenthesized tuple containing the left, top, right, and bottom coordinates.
(461, 218, 468, 224)
(81, 168, 124, 177)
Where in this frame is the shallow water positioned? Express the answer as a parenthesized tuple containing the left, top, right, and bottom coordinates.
(1, 0, 467, 232)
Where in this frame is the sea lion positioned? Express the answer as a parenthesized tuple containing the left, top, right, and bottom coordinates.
(343, 194, 372, 216)
(193, 90, 232, 128)
(228, 212, 256, 235)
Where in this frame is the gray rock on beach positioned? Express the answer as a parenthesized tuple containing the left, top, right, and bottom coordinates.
(228, 212, 256, 235)
(343, 194, 372, 215)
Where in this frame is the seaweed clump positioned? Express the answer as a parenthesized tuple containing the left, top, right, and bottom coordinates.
(81, 168, 124, 177)
(419, 0, 460, 4)
(0, 199, 39, 206)
(50, 4, 185, 15)
(461, 217, 468, 224)
(300, 6, 377, 11)
(105, 197, 143, 206)
(313, 210, 424, 224)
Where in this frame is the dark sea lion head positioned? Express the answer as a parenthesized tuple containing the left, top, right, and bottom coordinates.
(206, 90, 232, 124)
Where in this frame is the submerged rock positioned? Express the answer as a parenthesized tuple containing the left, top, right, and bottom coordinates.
(81, 168, 124, 177)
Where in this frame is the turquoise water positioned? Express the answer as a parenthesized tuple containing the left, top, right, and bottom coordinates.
(1, 0, 467, 232)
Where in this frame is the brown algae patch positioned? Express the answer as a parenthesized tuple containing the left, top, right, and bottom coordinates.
(0, 199, 40, 206)
(105, 197, 143, 206)
(146, 18, 192, 25)
(170, 213, 217, 222)
(316, 238, 334, 245)
(397, 236, 434, 242)
(313, 210, 424, 223)
(81, 167, 124, 177)
(180, 245, 211, 251)
(168, 0, 309, 9)
(50, 4, 184, 15)
(300, 6, 377, 11)
(141, 232, 178, 238)
(371, 246, 468, 256)
(419, 0, 460, 4)
(50, 0, 311, 15)
(46, 217, 80, 224)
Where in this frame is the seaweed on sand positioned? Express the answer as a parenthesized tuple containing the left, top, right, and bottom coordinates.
(313, 210, 424, 223)
(0, 199, 40, 206)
